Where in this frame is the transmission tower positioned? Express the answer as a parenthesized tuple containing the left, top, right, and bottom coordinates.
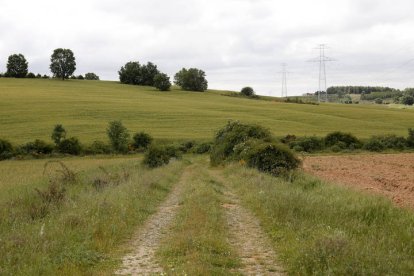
(281, 63, 288, 98)
(309, 44, 335, 102)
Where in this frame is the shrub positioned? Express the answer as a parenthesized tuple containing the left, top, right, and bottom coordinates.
(174, 68, 208, 92)
(280, 134, 297, 144)
(179, 140, 196, 153)
(408, 128, 414, 148)
(401, 95, 414, 106)
(143, 146, 170, 168)
(107, 121, 130, 153)
(26, 72, 36, 78)
(240, 87, 255, 97)
(290, 136, 324, 153)
(153, 73, 171, 91)
(363, 137, 385, 152)
(76, 75, 84, 80)
(246, 142, 301, 176)
(325, 131, 361, 149)
(194, 142, 212, 154)
(58, 137, 82, 155)
(375, 98, 383, 104)
(85, 141, 112, 154)
(165, 145, 182, 159)
(0, 138, 14, 160)
(21, 139, 54, 155)
(210, 121, 273, 165)
(132, 132, 153, 150)
(363, 135, 406, 151)
(84, 72, 100, 80)
(51, 124, 66, 145)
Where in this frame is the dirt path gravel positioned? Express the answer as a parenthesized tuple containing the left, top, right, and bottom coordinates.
(115, 167, 190, 275)
(210, 169, 284, 275)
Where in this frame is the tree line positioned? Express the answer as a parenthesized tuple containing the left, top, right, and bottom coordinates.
(327, 86, 414, 106)
(0, 49, 100, 81)
(1, 49, 210, 92)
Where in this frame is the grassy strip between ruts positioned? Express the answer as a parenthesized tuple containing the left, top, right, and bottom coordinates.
(0, 157, 184, 275)
(223, 164, 414, 275)
(158, 158, 241, 275)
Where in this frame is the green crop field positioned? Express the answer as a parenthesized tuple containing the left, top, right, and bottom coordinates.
(1, 78, 413, 144)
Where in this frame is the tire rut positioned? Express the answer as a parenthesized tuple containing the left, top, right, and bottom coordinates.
(115, 166, 191, 275)
(210, 169, 285, 275)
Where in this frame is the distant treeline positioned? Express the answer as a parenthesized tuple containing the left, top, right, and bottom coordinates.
(327, 86, 398, 95)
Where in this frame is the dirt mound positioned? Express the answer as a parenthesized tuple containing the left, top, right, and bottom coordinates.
(303, 153, 414, 208)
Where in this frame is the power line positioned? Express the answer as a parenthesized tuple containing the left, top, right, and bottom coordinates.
(308, 44, 335, 102)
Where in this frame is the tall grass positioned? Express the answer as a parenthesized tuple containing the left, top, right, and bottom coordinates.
(0, 157, 184, 275)
(158, 159, 240, 274)
(223, 164, 414, 275)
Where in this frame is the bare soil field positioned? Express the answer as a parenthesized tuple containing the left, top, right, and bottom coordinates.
(303, 153, 414, 208)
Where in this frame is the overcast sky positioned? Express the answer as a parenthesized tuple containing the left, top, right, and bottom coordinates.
(1, 0, 413, 96)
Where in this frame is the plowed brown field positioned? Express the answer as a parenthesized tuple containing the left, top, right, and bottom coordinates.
(303, 153, 414, 208)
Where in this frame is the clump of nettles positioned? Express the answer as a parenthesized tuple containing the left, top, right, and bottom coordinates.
(210, 121, 301, 176)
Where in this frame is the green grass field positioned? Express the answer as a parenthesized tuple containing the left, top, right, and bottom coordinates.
(1, 78, 413, 144)
(2, 156, 414, 275)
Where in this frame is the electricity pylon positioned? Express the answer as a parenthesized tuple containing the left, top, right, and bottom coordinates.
(309, 44, 335, 102)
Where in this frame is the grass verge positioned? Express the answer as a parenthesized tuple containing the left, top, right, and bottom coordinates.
(158, 158, 240, 275)
(0, 157, 184, 275)
(223, 164, 414, 275)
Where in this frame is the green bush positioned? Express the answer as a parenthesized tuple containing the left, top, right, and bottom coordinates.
(165, 145, 182, 159)
(246, 142, 301, 176)
(21, 139, 54, 155)
(290, 136, 324, 153)
(363, 137, 386, 152)
(143, 146, 170, 168)
(58, 137, 82, 155)
(107, 121, 130, 153)
(325, 131, 361, 149)
(85, 141, 111, 154)
(407, 128, 414, 148)
(179, 140, 196, 153)
(194, 142, 212, 154)
(132, 132, 153, 150)
(0, 138, 14, 160)
(51, 124, 66, 145)
(210, 121, 273, 165)
(240, 87, 255, 97)
(363, 135, 406, 151)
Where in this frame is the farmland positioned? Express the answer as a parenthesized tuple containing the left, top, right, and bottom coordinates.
(1, 78, 414, 144)
(1, 79, 414, 275)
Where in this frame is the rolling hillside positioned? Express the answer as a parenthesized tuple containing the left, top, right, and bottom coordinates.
(1, 78, 413, 144)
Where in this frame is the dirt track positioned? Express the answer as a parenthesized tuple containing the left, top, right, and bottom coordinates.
(303, 153, 414, 208)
